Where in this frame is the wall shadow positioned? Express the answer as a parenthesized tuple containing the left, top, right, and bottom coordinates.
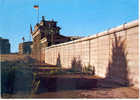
(56, 53, 61, 67)
(97, 33, 131, 88)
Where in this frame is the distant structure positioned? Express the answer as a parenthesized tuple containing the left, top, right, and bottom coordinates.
(31, 16, 80, 62)
(0, 37, 10, 54)
(67, 36, 83, 41)
(18, 41, 33, 54)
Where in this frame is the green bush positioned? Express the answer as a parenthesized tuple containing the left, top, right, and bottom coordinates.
(83, 64, 95, 75)
(71, 57, 82, 72)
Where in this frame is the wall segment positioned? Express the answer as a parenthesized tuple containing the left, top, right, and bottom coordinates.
(45, 20, 139, 88)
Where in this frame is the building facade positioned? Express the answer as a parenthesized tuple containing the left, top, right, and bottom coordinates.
(31, 16, 73, 62)
(0, 37, 10, 54)
(18, 41, 33, 54)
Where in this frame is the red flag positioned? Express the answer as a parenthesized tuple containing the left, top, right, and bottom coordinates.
(34, 5, 39, 9)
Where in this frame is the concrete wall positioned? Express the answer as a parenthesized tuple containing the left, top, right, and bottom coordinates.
(45, 20, 139, 88)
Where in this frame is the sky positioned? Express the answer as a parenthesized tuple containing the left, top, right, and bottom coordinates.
(0, 0, 138, 52)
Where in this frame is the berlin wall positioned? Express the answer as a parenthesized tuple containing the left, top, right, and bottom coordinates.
(45, 20, 139, 88)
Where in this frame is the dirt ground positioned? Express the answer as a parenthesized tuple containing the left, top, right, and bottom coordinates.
(31, 87, 139, 98)
(31, 74, 139, 98)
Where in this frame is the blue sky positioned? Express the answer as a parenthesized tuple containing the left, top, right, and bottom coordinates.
(0, 0, 138, 52)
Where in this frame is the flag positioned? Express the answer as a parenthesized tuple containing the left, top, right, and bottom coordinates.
(34, 5, 39, 9)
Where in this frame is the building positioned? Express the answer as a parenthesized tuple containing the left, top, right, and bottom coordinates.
(18, 41, 33, 54)
(0, 37, 10, 54)
(31, 16, 76, 62)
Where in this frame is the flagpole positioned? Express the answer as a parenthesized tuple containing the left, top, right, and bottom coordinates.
(37, 5, 39, 23)
(33, 1, 39, 23)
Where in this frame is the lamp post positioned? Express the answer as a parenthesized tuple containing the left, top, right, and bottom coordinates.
(22, 37, 25, 43)
(50, 29, 54, 45)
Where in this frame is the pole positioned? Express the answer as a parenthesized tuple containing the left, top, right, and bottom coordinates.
(37, 0, 39, 23)
(51, 29, 53, 45)
(33, 0, 40, 23)
(37, 5, 39, 23)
